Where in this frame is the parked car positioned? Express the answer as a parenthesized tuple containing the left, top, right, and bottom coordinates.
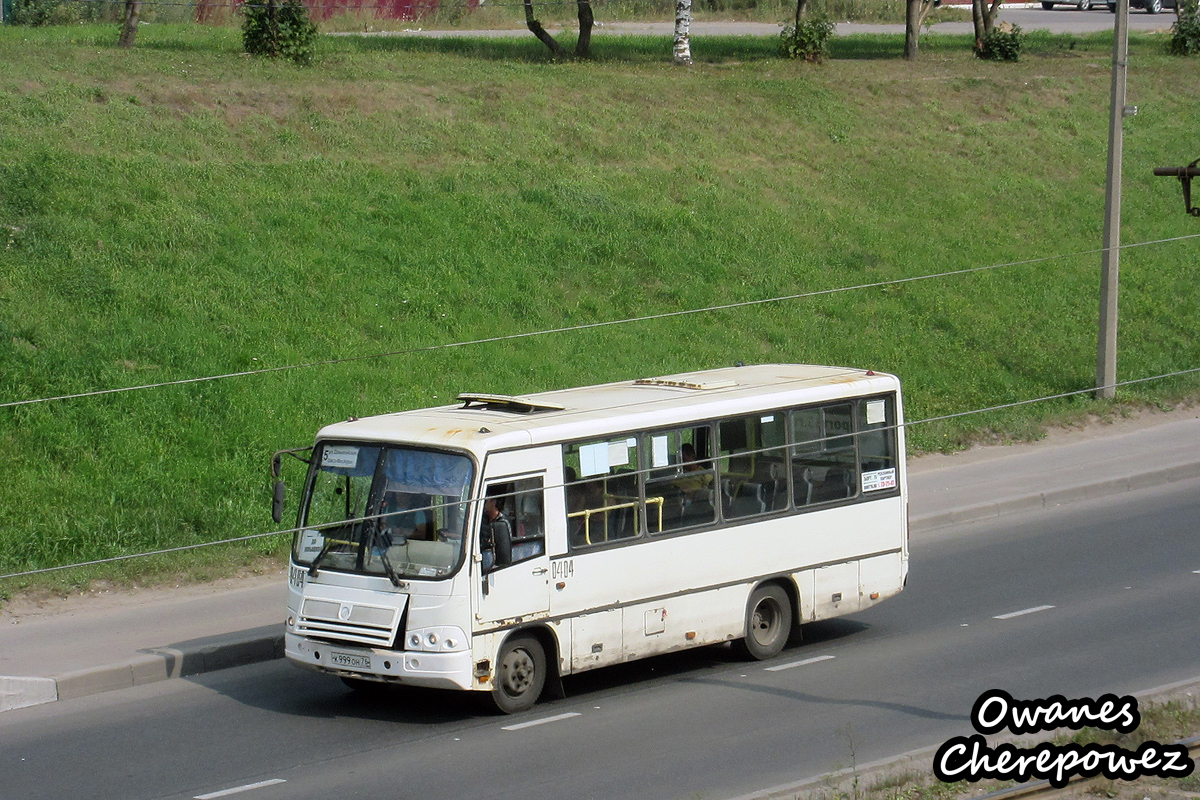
(1106, 0, 1176, 11)
(1041, 0, 1097, 8)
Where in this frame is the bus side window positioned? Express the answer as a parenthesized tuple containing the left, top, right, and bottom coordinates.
(564, 438, 642, 548)
(483, 477, 546, 569)
(857, 397, 898, 495)
(719, 414, 786, 519)
(510, 477, 546, 563)
(791, 404, 857, 506)
(644, 426, 716, 534)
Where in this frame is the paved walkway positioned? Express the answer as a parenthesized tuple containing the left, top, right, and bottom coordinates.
(3, 408, 1199, 711)
(341, 8, 1180, 39)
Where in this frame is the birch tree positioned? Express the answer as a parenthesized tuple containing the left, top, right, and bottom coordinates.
(673, 0, 693, 65)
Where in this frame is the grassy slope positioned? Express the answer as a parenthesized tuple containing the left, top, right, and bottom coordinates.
(0, 24, 1198, 584)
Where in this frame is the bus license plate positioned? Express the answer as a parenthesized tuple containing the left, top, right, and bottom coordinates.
(330, 652, 371, 670)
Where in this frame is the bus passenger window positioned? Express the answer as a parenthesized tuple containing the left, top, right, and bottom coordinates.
(564, 438, 641, 547)
(644, 427, 716, 534)
(790, 404, 857, 506)
(719, 414, 787, 519)
(857, 397, 898, 495)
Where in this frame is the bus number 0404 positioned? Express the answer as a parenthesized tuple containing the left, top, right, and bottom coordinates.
(551, 560, 574, 580)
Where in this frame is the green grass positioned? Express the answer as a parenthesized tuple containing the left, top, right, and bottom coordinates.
(1, 22, 1198, 591)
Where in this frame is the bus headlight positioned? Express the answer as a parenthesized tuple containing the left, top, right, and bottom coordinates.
(405, 626, 468, 652)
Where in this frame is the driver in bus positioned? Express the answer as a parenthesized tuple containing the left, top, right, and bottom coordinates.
(379, 491, 433, 543)
(481, 487, 513, 569)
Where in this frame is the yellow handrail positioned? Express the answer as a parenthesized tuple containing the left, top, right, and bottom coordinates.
(568, 496, 664, 544)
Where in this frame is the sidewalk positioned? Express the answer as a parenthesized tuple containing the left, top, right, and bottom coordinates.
(3, 408, 1199, 712)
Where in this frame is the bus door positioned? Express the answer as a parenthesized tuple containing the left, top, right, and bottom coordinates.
(474, 449, 554, 627)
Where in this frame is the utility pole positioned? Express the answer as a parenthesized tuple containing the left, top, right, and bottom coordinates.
(1097, 0, 1131, 400)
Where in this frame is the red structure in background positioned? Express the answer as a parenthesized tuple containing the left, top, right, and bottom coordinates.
(205, 0, 481, 22)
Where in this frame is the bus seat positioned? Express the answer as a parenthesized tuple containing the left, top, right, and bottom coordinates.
(724, 479, 766, 518)
(793, 465, 814, 506)
(812, 467, 853, 503)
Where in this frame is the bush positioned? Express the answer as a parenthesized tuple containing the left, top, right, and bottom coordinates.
(11, 0, 81, 25)
(779, 17, 836, 62)
(977, 24, 1023, 61)
(1169, 0, 1200, 56)
(241, 0, 320, 65)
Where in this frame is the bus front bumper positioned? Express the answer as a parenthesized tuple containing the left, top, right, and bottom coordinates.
(285, 632, 476, 691)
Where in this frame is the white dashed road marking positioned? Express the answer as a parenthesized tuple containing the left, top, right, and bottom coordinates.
(993, 605, 1055, 620)
(765, 655, 836, 672)
(194, 779, 286, 799)
(502, 712, 581, 731)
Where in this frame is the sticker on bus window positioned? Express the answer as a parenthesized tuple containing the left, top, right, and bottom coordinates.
(321, 445, 359, 469)
(608, 441, 631, 468)
(862, 468, 897, 492)
(866, 400, 886, 425)
(652, 436, 670, 468)
(299, 529, 324, 558)
(580, 442, 609, 477)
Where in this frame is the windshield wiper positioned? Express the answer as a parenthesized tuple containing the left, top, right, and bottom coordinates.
(307, 537, 335, 578)
(366, 523, 405, 587)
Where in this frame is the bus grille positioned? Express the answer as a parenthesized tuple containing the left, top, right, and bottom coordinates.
(297, 597, 399, 647)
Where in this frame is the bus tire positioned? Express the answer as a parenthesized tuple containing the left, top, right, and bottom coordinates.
(489, 634, 546, 714)
(734, 584, 792, 661)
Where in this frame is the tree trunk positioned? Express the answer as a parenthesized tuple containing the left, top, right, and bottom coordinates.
(575, 0, 593, 58)
(985, 0, 1002, 34)
(972, 0, 1003, 50)
(118, 0, 140, 48)
(523, 0, 569, 57)
(904, 0, 921, 59)
(673, 0, 692, 65)
(672, 0, 691, 64)
(906, 0, 939, 59)
(972, 0, 985, 50)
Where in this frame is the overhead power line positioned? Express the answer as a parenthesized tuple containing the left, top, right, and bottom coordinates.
(4, 233, 1197, 412)
(4, 363, 1200, 581)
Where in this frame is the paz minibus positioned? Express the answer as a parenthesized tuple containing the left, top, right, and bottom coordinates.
(274, 364, 907, 713)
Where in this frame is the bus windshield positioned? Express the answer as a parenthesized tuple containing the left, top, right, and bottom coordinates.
(293, 443, 474, 582)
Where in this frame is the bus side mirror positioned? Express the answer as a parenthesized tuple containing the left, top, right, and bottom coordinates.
(272, 479, 286, 524)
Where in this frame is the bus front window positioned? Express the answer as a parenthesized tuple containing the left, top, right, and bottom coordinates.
(293, 444, 474, 581)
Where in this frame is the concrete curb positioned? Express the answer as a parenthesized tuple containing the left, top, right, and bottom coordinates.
(8, 625, 285, 707)
(910, 460, 1200, 533)
(6, 459, 1200, 711)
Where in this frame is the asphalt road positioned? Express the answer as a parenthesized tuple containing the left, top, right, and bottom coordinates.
(2, 479, 1198, 800)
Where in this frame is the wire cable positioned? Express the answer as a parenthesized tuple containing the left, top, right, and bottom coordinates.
(4, 233, 1198, 411)
(4, 363, 1200, 581)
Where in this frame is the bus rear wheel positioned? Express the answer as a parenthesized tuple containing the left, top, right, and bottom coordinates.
(489, 634, 546, 714)
(734, 584, 792, 661)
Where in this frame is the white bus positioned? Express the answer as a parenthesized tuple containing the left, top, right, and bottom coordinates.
(275, 364, 908, 713)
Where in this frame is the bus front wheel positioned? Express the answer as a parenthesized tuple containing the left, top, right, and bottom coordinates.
(734, 584, 792, 661)
(490, 634, 546, 714)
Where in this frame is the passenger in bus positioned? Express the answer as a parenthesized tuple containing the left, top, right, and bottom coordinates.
(672, 443, 713, 497)
(481, 487, 513, 568)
